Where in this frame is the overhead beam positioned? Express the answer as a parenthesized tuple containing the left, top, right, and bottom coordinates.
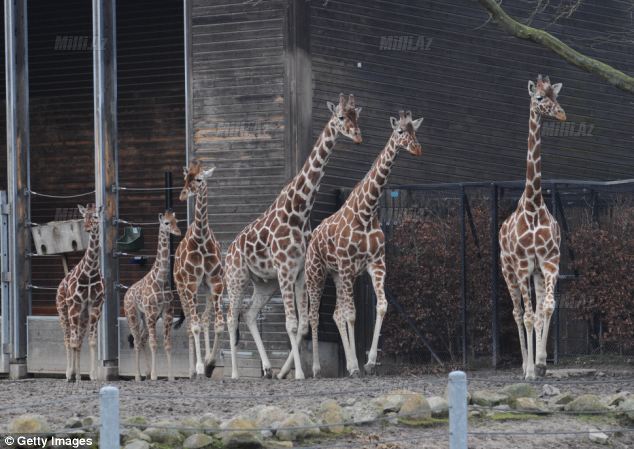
(93, 0, 119, 379)
(4, 0, 31, 379)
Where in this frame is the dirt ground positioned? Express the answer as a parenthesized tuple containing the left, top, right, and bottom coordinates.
(1, 367, 633, 449)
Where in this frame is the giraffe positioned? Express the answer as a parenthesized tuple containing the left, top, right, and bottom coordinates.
(55, 203, 104, 382)
(124, 210, 182, 381)
(305, 111, 423, 377)
(174, 160, 224, 378)
(225, 94, 362, 380)
(499, 74, 566, 380)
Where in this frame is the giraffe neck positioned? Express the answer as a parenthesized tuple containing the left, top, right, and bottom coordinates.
(151, 227, 171, 283)
(352, 135, 399, 222)
(288, 117, 339, 213)
(523, 106, 543, 210)
(81, 231, 100, 275)
(193, 184, 209, 240)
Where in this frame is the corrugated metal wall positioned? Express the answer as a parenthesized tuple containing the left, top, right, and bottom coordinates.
(310, 0, 634, 222)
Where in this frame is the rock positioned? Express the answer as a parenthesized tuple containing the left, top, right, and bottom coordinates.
(618, 398, 634, 421)
(276, 412, 320, 442)
(261, 430, 274, 439)
(264, 441, 293, 449)
(427, 396, 449, 418)
(541, 384, 560, 397)
(588, 429, 609, 445)
(472, 390, 510, 407)
(8, 414, 50, 433)
(255, 406, 287, 429)
(603, 392, 630, 407)
(318, 399, 345, 434)
(82, 416, 99, 428)
(344, 401, 382, 424)
(220, 417, 263, 449)
(371, 390, 412, 413)
(468, 410, 482, 418)
(549, 393, 575, 406)
(124, 416, 148, 427)
(493, 405, 511, 412)
(122, 439, 150, 449)
(398, 394, 431, 421)
(513, 397, 549, 413)
(64, 417, 83, 429)
(500, 383, 537, 400)
(144, 421, 185, 445)
(122, 427, 151, 444)
(200, 413, 221, 434)
(183, 433, 215, 449)
(547, 368, 596, 379)
(179, 418, 204, 437)
(565, 395, 609, 413)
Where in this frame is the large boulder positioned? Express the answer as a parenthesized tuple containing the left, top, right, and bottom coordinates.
(318, 400, 345, 434)
(564, 394, 608, 413)
(398, 394, 432, 423)
(121, 427, 151, 444)
(183, 433, 216, 449)
(199, 413, 221, 435)
(144, 421, 185, 445)
(500, 383, 537, 400)
(255, 406, 287, 429)
(603, 392, 630, 407)
(371, 390, 413, 413)
(618, 398, 634, 421)
(588, 429, 610, 445)
(8, 414, 50, 433)
(471, 390, 510, 407)
(122, 439, 150, 449)
(427, 396, 449, 418)
(513, 397, 549, 413)
(220, 417, 263, 449)
(541, 384, 561, 397)
(548, 393, 575, 406)
(343, 401, 382, 424)
(276, 412, 320, 442)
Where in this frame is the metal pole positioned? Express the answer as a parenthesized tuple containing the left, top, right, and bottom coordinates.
(490, 183, 499, 368)
(99, 386, 119, 449)
(93, 0, 119, 379)
(1, 191, 10, 373)
(5, 0, 30, 379)
(550, 183, 560, 365)
(448, 370, 468, 449)
(184, 0, 194, 224)
(164, 171, 174, 291)
(459, 186, 467, 367)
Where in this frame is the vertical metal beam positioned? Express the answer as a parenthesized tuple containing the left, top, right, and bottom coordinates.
(550, 183, 560, 365)
(183, 0, 194, 224)
(1, 191, 11, 372)
(164, 172, 174, 291)
(93, 0, 119, 378)
(5, 0, 30, 378)
(490, 183, 499, 368)
(459, 186, 467, 367)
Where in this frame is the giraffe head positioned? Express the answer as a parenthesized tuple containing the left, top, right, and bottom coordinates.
(77, 203, 101, 235)
(179, 159, 216, 201)
(528, 74, 566, 121)
(326, 93, 362, 144)
(158, 209, 181, 236)
(389, 110, 424, 156)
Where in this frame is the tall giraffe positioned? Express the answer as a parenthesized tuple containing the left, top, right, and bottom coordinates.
(305, 111, 423, 377)
(56, 204, 104, 381)
(124, 210, 182, 381)
(174, 161, 224, 378)
(225, 94, 362, 380)
(499, 75, 566, 380)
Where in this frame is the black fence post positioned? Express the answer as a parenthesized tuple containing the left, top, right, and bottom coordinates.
(459, 185, 468, 367)
(165, 172, 174, 291)
(490, 183, 499, 368)
(551, 182, 560, 365)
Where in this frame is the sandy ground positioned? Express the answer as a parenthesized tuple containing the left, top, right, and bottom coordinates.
(1, 367, 633, 448)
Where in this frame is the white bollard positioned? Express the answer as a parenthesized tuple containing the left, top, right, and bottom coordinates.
(448, 370, 468, 449)
(100, 385, 120, 449)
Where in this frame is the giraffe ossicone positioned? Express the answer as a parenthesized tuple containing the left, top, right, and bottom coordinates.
(225, 93, 362, 380)
(499, 74, 565, 380)
(305, 110, 424, 377)
(124, 209, 182, 381)
(174, 160, 225, 379)
(56, 203, 104, 382)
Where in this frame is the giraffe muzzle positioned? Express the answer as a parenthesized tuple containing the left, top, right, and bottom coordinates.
(555, 110, 566, 121)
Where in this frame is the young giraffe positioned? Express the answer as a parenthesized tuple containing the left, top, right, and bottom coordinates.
(225, 94, 362, 380)
(499, 75, 566, 380)
(305, 111, 423, 377)
(56, 204, 104, 381)
(174, 161, 224, 378)
(124, 210, 182, 381)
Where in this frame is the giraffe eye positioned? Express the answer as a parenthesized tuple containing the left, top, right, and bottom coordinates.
(397, 129, 404, 134)
(338, 116, 344, 120)
(536, 96, 544, 102)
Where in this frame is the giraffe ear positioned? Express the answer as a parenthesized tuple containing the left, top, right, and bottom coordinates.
(77, 204, 86, 216)
(355, 107, 362, 116)
(202, 166, 216, 178)
(326, 101, 337, 115)
(552, 83, 563, 96)
(412, 117, 424, 130)
(158, 213, 164, 222)
(390, 116, 399, 130)
(528, 80, 536, 97)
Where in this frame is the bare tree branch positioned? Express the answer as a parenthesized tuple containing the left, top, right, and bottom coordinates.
(477, 0, 634, 94)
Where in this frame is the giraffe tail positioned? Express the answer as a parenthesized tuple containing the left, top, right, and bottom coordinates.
(127, 334, 135, 349)
(173, 310, 186, 330)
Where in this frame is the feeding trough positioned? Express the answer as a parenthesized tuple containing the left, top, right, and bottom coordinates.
(31, 219, 88, 256)
(117, 226, 144, 252)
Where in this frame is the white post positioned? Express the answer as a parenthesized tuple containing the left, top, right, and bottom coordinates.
(448, 370, 468, 449)
(100, 385, 119, 449)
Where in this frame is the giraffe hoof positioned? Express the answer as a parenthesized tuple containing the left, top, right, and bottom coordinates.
(363, 362, 376, 375)
(263, 368, 273, 379)
(535, 364, 547, 378)
(312, 369, 321, 379)
(204, 361, 215, 378)
(349, 369, 360, 378)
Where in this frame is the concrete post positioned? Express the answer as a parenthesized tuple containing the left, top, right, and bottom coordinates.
(448, 370, 468, 449)
(99, 386, 119, 449)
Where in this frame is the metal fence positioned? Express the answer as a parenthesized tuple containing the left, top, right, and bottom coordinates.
(354, 179, 634, 370)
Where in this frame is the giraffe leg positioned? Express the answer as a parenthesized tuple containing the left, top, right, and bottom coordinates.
(56, 284, 73, 382)
(88, 291, 104, 381)
(503, 269, 528, 377)
(278, 268, 305, 380)
(74, 312, 90, 382)
(333, 301, 356, 376)
(245, 280, 278, 378)
(147, 314, 159, 381)
(225, 263, 249, 379)
(306, 257, 327, 378)
(336, 275, 359, 377)
(178, 278, 203, 378)
(204, 275, 224, 377)
(519, 276, 536, 380)
(365, 261, 387, 375)
(537, 266, 558, 377)
(278, 270, 309, 379)
(533, 272, 546, 377)
(163, 301, 175, 381)
(68, 299, 83, 382)
(126, 305, 144, 381)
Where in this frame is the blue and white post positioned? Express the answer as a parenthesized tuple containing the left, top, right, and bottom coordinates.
(100, 385, 120, 449)
(448, 370, 468, 449)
